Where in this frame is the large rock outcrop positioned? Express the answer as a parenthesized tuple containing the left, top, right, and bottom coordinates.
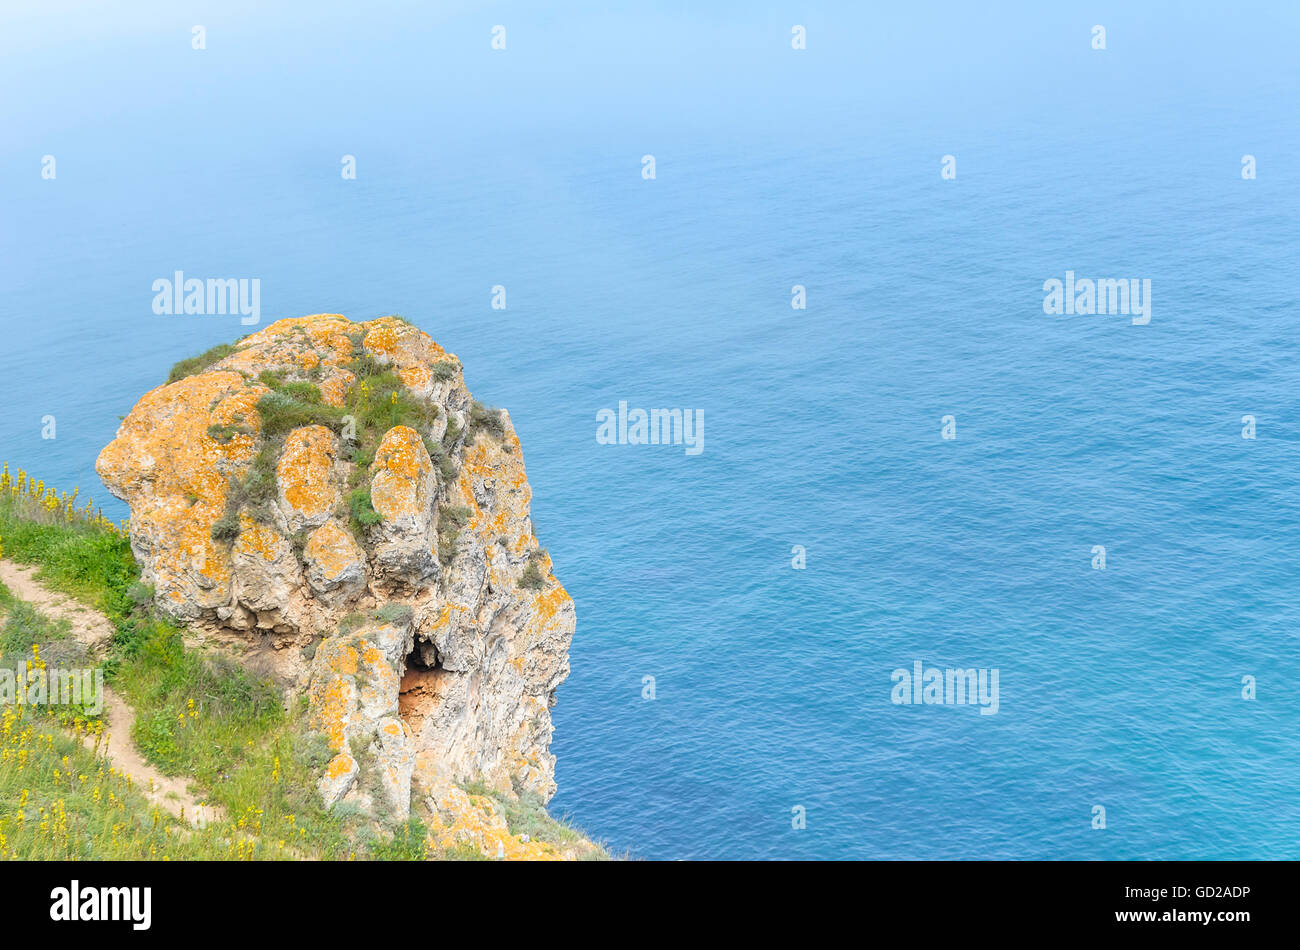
(97, 314, 577, 816)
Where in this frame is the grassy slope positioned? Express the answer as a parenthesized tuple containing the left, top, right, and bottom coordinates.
(0, 492, 595, 860)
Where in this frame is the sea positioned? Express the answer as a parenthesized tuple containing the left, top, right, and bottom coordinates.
(2, 0, 1299, 858)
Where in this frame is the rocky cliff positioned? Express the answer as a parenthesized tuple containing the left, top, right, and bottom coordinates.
(96, 314, 578, 841)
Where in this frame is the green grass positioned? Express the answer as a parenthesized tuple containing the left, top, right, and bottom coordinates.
(345, 370, 440, 450)
(210, 507, 241, 543)
(0, 508, 137, 620)
(518, 560, 545, 591)
(0, 581, 70, 656)
(1, 490, 578, 861)
(346, 488, 382, 533)
(165, 343, 236, 385)
(211, 375, 345, 543)
(518, 548, 551, 591)
(206, 421, 252, 445)
(0, 709, 187, 860)
(466, 401, 506, 444)
(430, 361, 459, 382)
(212, 335, 448, 546)
(442, 418, 462, 451)
(0, 493, 485, 860)
(254, 389, 346, 439)
(426, 440, 457, 482)
(502, 792, 599, 852)
(368, 815, 429, 860)
(338, 604, 414, 635)
(0, 579, 178, 859)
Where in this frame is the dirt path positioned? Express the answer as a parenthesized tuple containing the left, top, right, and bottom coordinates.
(0, 560, 115, 652)
(0, 559, 221, 827)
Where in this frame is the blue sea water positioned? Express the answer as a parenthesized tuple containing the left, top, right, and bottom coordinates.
(3, 1, 1300, 859)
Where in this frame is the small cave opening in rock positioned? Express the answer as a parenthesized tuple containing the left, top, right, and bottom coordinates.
(399, 640, 445, 736)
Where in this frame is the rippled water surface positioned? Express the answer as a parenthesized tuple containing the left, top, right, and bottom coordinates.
(3, 1, 1299, 858)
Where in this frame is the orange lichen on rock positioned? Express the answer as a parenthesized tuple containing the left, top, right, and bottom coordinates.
(362, 316, 449, 367)
(304, 520, 364, 583)
(399, 365, 431, 392)
(233, 512, 285, 562)
(319, 751, 359, 807)
(370, 426, 433, 520)
(314, 676, 355, 750)
(98, 311, 580, 834)
(277, 425, 338, 527)
(319, 368, 356, 407)
(97, 371, 264, 501)
(326, 752, 355, 780)
(330, 643, 360, 677)
(358, 648, 400, 714)
(363, 322, 399, 357)
(532, 585, 572, 626)
(95, 371, 270, 616)
(423, 785, 564, 861)
(225, 314, 356, 373)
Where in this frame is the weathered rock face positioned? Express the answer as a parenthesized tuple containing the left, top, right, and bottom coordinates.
(97, 314, 576, 810)
(308, 615, 415, 819)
